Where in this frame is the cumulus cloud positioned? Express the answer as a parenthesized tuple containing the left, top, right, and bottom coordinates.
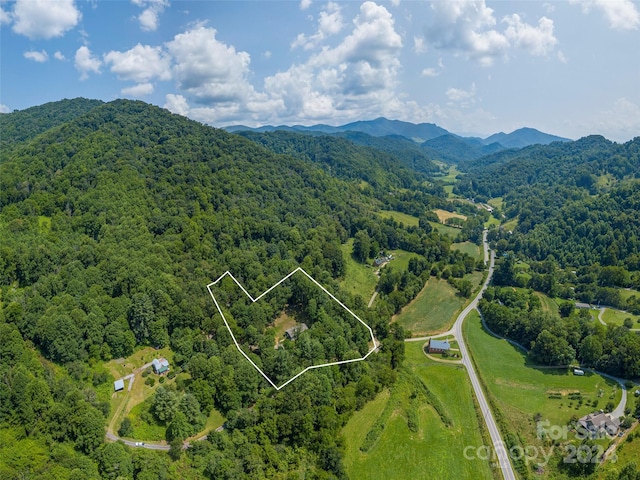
(24, 49, 49, 62)
(413, 35, 426, 54)
(54, 51, 66, 61)
(300, 0, 312, 10)
(446, 82, 477, 105)
(104, 43, 171, 82)
(166, 25, 256, 105)
(121, 83, 154, 97)
(0, 6, 11, 24)
(422, 1, 558, 65)
(75, 45, 102, 80)
(132, 0, 169, 31)
(504, 14, 557, 56)
(164, 94, 190, 116)
(0, 104, 11, 114)
(570, 0, 639, 30)
(587, 97, 640, 141)
(12, 0, 80, 39)
(292, 2, 344, 50)
(421, 67, 439, 77)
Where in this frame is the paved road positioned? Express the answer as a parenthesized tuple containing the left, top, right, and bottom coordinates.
(453, 231, 516, 480)
(106, 431, 170, 450)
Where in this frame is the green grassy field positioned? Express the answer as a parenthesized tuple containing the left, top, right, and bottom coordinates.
(601, 308, 640, 327)
(619, 288, 640, 302)
(535, 292, 560, 317)
(452, 241, 483, 261)
(428, 221, 462, 240)
(342, 342, 495, 480)
(464, 310, 623, 477)
(488, 197, 504, 210)
(394, 278, 466, 336)
(339, 239, 378, 300)
(386, 249, 420, 273)
(501, 217, 518, 232)
(379, 210, 419, 227)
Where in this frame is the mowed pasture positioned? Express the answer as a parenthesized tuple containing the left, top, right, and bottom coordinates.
(451, 241, 483, 262)
(342, 342, 494, 480)
(601, 307, 640, 327)
(464, 310, 622, 432)
(379, 210, 419, 227)
(394, 278, 466, 336)
(339, 239, 378, 300)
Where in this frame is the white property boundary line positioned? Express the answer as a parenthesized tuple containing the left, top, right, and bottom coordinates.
(206, 267, 378, 390)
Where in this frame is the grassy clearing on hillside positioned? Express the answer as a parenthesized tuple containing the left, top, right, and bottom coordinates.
(451, 241, 483, 261)
(602, 308, 640, 327)
(464, 309, 622, 479)
(385, 249, 420, 273)
(535, 292, 560, 316)
(342, 342, 494, 480)
(428, 221, 462, 240)
(488, 197, 504, 210)
(434, 208, 467, 223)
(339, 239, 378, 300)
(394, 278, 465, 336)
(502, 217, 518, 232)
(378, 210, 419, 227)
(619, 289, 640, 302)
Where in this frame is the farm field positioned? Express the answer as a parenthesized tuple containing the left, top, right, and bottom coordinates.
(394, 277, 466, 336)
(451, 241, 483, 261)
(601, 308, 640, 327)
(379, 209, 419, 227)
(464, 310, 623, 477)
(434, 208, 467, 223)
(342, 342, 494, 480)
(339, 239, 378, 300)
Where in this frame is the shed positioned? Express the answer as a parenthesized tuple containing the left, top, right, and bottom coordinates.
(284, 323, 308, 341)
(427, 339, 451, 354)
(114, 379, 125, 392)
(152, 358, 169, 374)
(573, 369, 585, 376)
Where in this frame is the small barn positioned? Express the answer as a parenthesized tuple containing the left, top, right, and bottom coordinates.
(114, 379, 125, 392)
(152, 358, 170, 374)
(285, 323, 308, 341)
(427, 339, 450, 354)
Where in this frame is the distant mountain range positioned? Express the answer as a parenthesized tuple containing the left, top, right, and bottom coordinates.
(225, 118, 572, 163)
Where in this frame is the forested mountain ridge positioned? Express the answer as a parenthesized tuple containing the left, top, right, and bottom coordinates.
(0, 98, 460, 478)
(0, 98, 104, 161)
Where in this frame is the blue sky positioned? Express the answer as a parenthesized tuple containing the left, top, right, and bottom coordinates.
(1, 0, 639, 141)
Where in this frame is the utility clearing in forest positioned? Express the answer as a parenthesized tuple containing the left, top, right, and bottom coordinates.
(207, 267, 377, 390)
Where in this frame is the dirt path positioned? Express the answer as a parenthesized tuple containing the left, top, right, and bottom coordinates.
(367, 290, 378, 308)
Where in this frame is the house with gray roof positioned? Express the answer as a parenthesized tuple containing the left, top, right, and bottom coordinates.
(427, 339, 450, 354)
(285, 323, 308, 341)
(578, 412, 620, 438)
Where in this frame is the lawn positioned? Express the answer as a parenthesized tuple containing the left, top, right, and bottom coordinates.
(601, 308, 640, 328)
(619, 288, 640, 303)
(502, 217, 518, 232)
(385, 248, 420, 273)
(488, 197, 504, 210)
(342, 342, 495, 480)
(452, 241, 483, 261)
(464, 310, 623, 477)
(339, 239, 378, 301)
(379, 210, 419, 227)
(394, 278, 466, 336)
(535, 292, 560, 317)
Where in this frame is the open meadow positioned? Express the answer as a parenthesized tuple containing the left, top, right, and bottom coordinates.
(339, 239, 379, 300)
(394, 278, 466, 336)
(342, 341, 496, 480)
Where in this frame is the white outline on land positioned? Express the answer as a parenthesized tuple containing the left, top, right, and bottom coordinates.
(206, 267, 378, 390)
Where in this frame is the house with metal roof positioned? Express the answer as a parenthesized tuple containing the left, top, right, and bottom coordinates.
(114, 378, 125, 391)
(427, 339, 450, 354)
(152, 358, 169, 374)
(285, 323, 308, 341)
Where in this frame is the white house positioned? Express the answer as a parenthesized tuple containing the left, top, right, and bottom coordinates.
(152, 358, 169, 374)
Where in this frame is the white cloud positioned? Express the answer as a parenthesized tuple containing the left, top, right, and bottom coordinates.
(24, 49, 49, 62)
(74, 45, 102, 80)
(421, 67, 439, 77)
(504, 14, 557, 56)
(586, 97, 640, 141)
(264, 50, 272, 59)
(166, 26, 258, 106)
(571, 0, 639, 30)
(121, 83, 154, 97)
(292, 2, 344, 50)
(54, 51, 66, 61)
(132, 0, 169, 32)
(12, 0, 80, 39)
(422, 1, 558, 65)
(300, 0, 312, 10)
(104, 43, 171, 82)
(0, 6, 11, 24)
(0, 104, 10, 114)
(446, 82, 477, 104)
(413, 35, 426, 54)
(390, 0, 400, 6)
(164, 94, 190, 116)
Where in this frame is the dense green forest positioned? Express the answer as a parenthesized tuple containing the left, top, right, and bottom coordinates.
(0, 99, 470, 479)
(1, 98, 639, 479)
